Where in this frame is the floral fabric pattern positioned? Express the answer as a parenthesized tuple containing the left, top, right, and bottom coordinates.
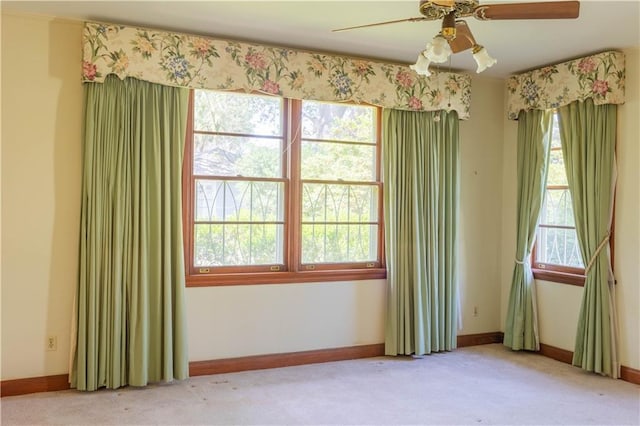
(82, 22, 472, 119)
(506, 51, 625, 120)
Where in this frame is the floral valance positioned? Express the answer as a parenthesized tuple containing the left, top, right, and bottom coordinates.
(82, 22, 471, 119)
(506, 51, 625, 120)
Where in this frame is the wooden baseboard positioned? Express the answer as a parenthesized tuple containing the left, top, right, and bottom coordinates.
(189, 343, 385, 377)
(1, 374, 70, 397)
(0, 335, 502, 397)
(620, 365, 640, 385)
(538, 343, 640, 385)
(5, 337, 637, 398)
(190, 333, 505, 377)
(539, 343, 574, 364)
(457, 332, 504, 347)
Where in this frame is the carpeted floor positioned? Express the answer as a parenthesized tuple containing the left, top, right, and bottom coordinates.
(1, 344, 639, 425)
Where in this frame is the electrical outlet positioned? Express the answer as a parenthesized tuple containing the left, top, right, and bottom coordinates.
(473, 306, 479, 317)
(47, 335, 57, 351)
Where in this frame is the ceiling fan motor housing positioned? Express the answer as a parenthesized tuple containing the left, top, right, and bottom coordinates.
(419, 0, 480, 19)
(441, 12, 457, 40)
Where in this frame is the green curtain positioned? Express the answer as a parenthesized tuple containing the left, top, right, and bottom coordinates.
(71, 76, 190, 391)
(504, 109, 552, 351)
(382, 109, 459, 356)
(558, 99, 618, 378)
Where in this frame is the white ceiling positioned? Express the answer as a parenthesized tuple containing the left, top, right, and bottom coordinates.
(3, 0, 639, 77)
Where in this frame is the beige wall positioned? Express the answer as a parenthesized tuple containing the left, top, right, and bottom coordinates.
(458, 76, 505, 335)
(0, 14, 387, 379)
(614, 47, 640, 369)
(4, 11, 633, 381)
(1, 13, 83, 380)
(187, 280, 386, 361)
(0, 13, 505, 379)
(499, 48, 640, 369)
(188, 75, 508, 362)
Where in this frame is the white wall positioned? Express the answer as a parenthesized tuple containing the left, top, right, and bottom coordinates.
(187, 281, 386, 361)
(1, 13, 83, 380)
(1, 13, 505, 380)
(612, 47, 640, 370)
(499, 47, 640, 370)
(0, 13, 378, 379)
(499, 98, 517, 332)
(188, 75, 508, 361)
(458, 76, 505, 335)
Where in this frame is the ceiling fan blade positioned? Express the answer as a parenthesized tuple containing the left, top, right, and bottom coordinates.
(474, 1, 580, 20)
(448, 21, 476, 54)
(332, 17, 428, 32)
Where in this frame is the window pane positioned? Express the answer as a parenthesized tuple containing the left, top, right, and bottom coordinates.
(547, 149, 568, 186)
(194, 90, 282, 136)
(299, 101, 380, 266)
(301, 183, 378, 223)
(550, 113, 561, 149)
(540, 188, 574, 226)
(536, 227, 584, 268)
(195, 180, 284, 222)
(187, 90, 382, 275)
(302, 101, 375, 142)
(301, 141, 376, 181)
(194, 134, 281, 178)
(195, 224, 284, 266)
(301, 224, 378, 263)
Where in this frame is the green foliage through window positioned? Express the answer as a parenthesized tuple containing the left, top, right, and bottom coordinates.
(536, 113, 584, 268)
(189, 91, 382, 271)
(300, 100, 379, 264)
(192, 91, 286, 267)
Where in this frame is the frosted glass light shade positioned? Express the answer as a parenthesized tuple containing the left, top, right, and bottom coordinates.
(410, 52, 431, 76)
(426, 35, 452, 63)
(473, 46, 497, 73)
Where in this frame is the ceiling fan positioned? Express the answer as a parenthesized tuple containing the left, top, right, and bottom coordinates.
(333, 0, 580, 75)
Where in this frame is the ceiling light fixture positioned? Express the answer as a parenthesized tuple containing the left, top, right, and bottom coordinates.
(472, 44, 497, 73)
(410, 33, 454, 76)
(410, 51, 432, 76)
(411, 29, 497, 76)
(411, 20, 496, 76)
(334, 0, 580, 76)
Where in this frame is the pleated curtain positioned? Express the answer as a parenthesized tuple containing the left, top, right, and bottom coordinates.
(503, 109, 552, 351)
(558, 99, 619, 378)
(382, 109, 459, 356)
(71, 75, 190, 391)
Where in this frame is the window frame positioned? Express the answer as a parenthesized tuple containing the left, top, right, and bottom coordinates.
(532, 142, 585, 285)
(531, 111, 615, 287)
(296, 99, 384, 272)
(183, 90, 386, 286)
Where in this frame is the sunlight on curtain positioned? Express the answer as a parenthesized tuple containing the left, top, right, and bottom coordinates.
(504, 109, 552, 351)
(71, 76, 190, 391)
(382, 109, 459, 356)
(558, 99, 619, 378)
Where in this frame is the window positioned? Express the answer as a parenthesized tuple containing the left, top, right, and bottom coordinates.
(532, 112, 585, 285)
(183, 90, 385, 285)
(299, 100, 381, 268)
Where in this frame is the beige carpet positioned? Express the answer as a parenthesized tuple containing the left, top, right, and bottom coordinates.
(1, 344, 639, 425)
